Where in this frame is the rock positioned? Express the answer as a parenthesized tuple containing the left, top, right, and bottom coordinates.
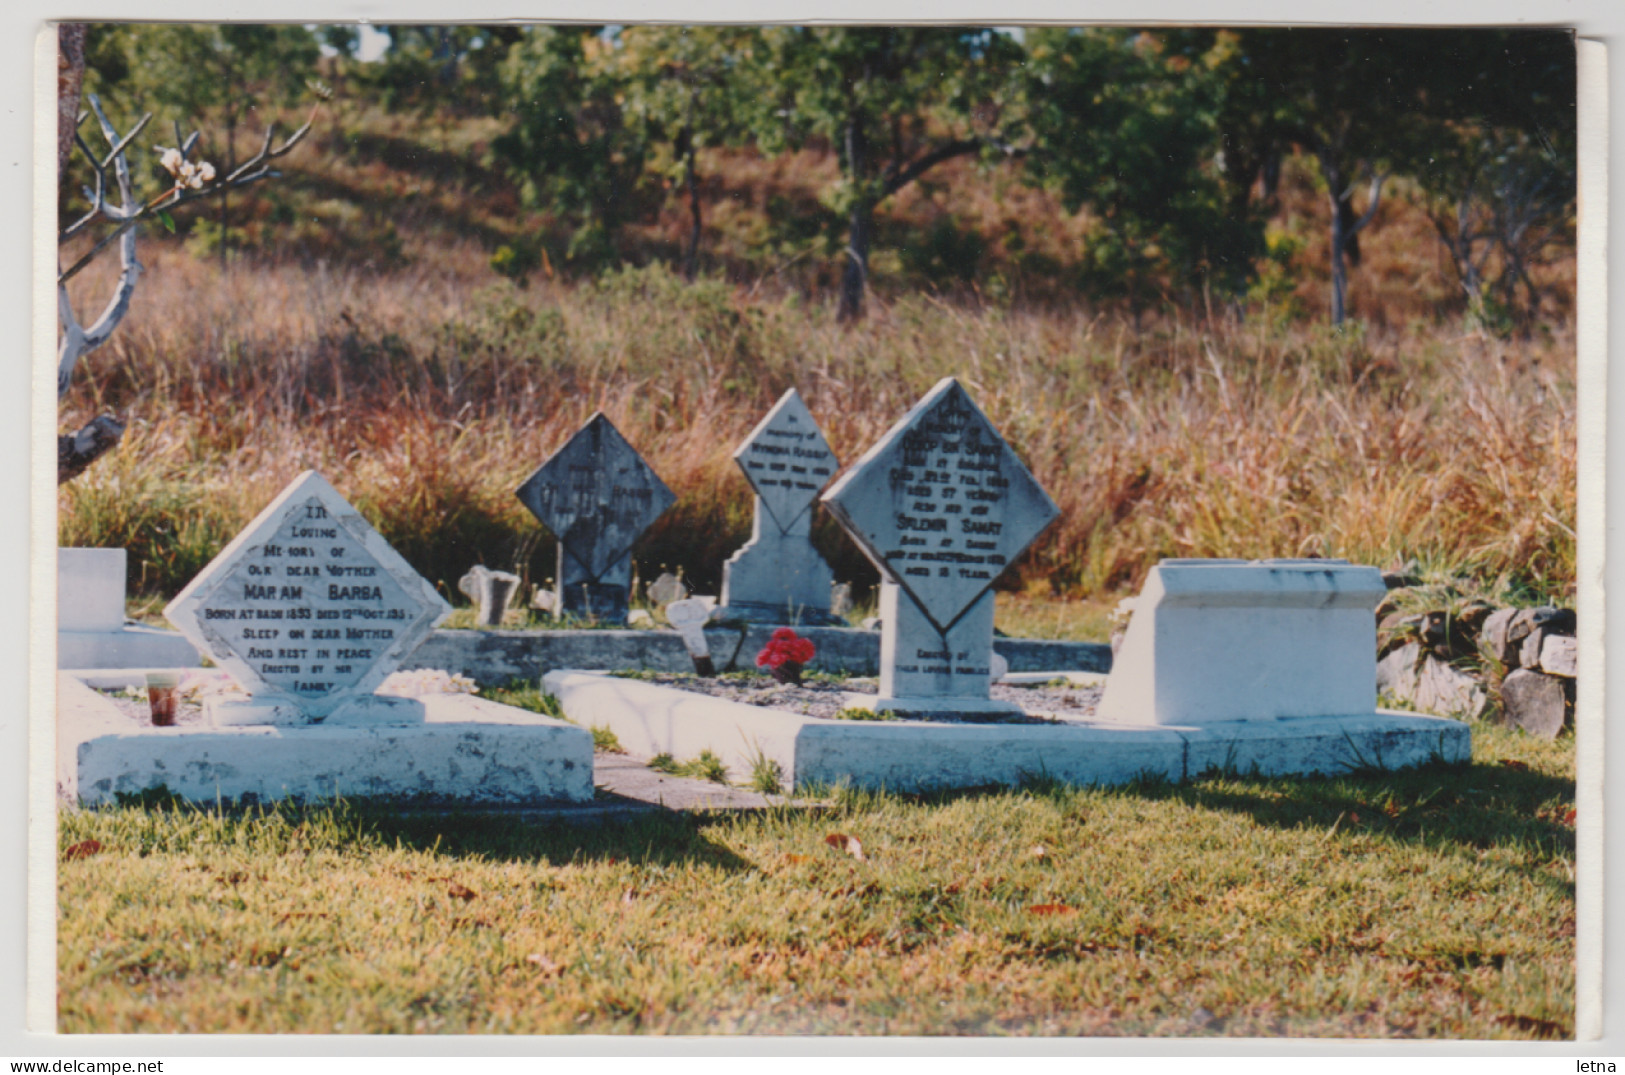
(1539, 634, 1577, 677)
(1500, 668, 1569, 739)
(1415, 655, 1488, 720)
(861, 616, 881, 632)
(531, 588, 557, 615)
(989, 652, 1009, 684)
(1376, 642, 1423, 701)
(1382, 572, 1424, 590)
(626, 609, 654, 628)
(1479, 608, 1520, 665)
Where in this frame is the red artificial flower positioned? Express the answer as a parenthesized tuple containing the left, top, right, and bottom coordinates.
(757, 628, 817, 670)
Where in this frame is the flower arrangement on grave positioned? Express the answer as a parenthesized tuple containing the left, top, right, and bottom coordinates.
(757, 628, 816, 685)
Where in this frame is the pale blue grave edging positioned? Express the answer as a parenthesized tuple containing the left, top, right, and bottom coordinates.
(542, 669, 1471, 795)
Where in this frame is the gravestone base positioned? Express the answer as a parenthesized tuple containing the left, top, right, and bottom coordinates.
(60, 673, 594, 807)
(555, 548, 631, 624)
(208, 692, 426, 728)
(720, 498, 840, 626)
(875, 583, 1008, 712)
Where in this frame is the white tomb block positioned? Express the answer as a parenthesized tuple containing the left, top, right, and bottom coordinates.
(58, 547, 128, 632)
(516, 413, 676, 623)
(722, 388, 841, 624)
(57, 548, 202, 669)
(165, 471, 452, 726)
(822, 377, 1059, 714)
(1096, 558, 1391, 726)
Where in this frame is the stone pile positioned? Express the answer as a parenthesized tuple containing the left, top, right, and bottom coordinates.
(1376, 596, 1576, 738)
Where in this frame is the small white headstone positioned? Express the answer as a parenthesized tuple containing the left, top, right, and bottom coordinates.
(665, 597, 715, 674)
(459, 564, 521, 627)
(721, 388, 840, 624)
(822, 377, 1058, 714)
(165, 471, 452, 725)
(647, 571, 688, 607)
(516, 413, 676, 623)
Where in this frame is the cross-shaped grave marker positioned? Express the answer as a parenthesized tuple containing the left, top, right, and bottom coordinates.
(720, 387, 842, 625)
(822, 377, 1059, 714)
(165, 470, 453, 726)
(516, 413, 676, 625)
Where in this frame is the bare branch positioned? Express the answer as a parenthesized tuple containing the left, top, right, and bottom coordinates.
(57, 107, 313, 286)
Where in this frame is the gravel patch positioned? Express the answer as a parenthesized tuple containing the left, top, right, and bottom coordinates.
(611, 672, 1103, 723)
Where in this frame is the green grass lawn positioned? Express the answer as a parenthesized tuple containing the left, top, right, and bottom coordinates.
(57, 718, 1574, 1037)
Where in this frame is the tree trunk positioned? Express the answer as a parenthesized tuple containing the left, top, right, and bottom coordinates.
(1320, 150, 1350, 326)
(220, 115, 235, 271)
(57, 25, 87, 179)
(837, 117, 871, 323)
(681, 101, 701, 281)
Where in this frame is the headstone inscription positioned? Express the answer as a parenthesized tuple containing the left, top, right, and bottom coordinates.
(515, 413, 677, 625)
(720, 388, 841, 625)
(822, 377, 1060, 715)
(165, 471, 453, 726)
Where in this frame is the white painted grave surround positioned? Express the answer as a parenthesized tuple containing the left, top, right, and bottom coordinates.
(66, 471, 594, 806)
(58, 547, 200, 669)
(721, 388, 840, 624)
(822, 377, 1059, 715)
(166, 471, 453, 726)
(1097, 558, 1391, 725)
(516, 413, 676, 624)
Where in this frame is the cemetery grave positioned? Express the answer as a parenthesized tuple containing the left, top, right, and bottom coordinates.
(59, 471, 593, 807)
(719, 387, 842, 625)
(545, 378, 1471, 794)
(516, 412, 677, 626)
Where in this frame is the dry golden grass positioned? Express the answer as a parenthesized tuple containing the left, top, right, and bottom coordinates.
(57, 102, 1577, 608)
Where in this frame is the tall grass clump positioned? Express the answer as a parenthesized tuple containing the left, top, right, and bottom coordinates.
(58, 238, 1576, 607)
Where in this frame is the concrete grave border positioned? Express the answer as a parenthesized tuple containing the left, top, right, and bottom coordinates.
(543, 669, 1471, 794)
(59, 670, 594, 807)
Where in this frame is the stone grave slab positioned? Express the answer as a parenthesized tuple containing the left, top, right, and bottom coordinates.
(821, 377, 1059, 714)
(516, 413, 675, 623)
(166, 471, 452, 726)
(721, 388, 841, 625)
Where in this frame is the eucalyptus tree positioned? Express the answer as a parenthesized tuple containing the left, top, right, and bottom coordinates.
(1024, 28, 1263, 323)
(493, 25, 652, 269)
(610, 25, 758, 279)
(738, 26, 1029, 321)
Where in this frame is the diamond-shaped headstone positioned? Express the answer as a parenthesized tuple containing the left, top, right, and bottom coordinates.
(165, 471, 452, 718)
(516, 413, 677, 582)
(821, 377, 1059, 634)
(733, 388, 837, 531)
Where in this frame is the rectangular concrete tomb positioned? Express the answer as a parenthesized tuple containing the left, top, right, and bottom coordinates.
(63, 470, 595, 805)
(61, 672, 593, 806)
(1098, 558, 1396, 725)
(57, 547, 200, 670)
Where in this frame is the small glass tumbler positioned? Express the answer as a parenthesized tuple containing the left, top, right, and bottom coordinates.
(145, 672, 180, 727)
